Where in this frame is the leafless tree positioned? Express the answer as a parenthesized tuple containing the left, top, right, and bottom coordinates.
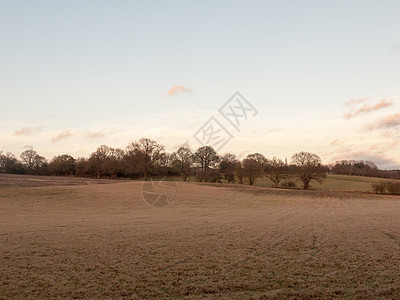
(194, 146, 219, 171)
(127, 138, 165, 180)
(20, 149, 47, 175)
(75, 157, 90, 176)
(88, 145, 111, 178)
(103, 148, 125, 179)
(243, 155, 264, 185)
(291, 151, 326, 190)
(171, 146, 193, 181)
(219, 153, 237, 183)
(265, 157, 286, 187)
(234, 161, 244, 184)
(48, 154, 76, 176)
(246, 153, 268, 174)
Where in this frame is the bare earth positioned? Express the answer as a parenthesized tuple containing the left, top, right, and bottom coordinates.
(1, 175, 400, 299)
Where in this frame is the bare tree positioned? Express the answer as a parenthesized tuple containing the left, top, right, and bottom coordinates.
(0, 152, 18, 174)
(234, 161, 244, 184)
(20, 150, 37, 174)
(88, 145, 110, 178)
(194, 146, 219, 171)
(291, 151, 326, 190)
(265, 157, 286, 187)
(219, 153, 237, 183)
(20, 149, 47, 175)
(48, 154, 76, 176)
(75, 157, 90, 176)
(246, 153, 268, 174)
(127, 138, 165, 180)
(171, 146, 193, 181)
(243, 155, 264, 185)
(103, 148, 125, 179)
(0, 151, 4, 173)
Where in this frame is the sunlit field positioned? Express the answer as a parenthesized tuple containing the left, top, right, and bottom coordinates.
(152, 173, 396, 193)
(1, 175, 400, 299)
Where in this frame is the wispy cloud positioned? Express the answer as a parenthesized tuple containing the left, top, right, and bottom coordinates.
(330, 139, 344, 146)
(364, 113, 400, 131)
(14, 126, 45, 136)
(166, 85, 192, 97)
(87, 130, 106, 139)
(344, 98, 394, 119)
(266, 128, 281, 134)
(343, 97, 367, 107)
(52, 130, 73, 143)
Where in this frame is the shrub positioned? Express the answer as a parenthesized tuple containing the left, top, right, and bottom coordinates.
(209, 172, 222, 183)
(281, 180, 296, 188)
(371, 182, 387, 194)
(386, 181, 400, 195)
(195, 170, 222, 183)
(224, 173, 235, 184)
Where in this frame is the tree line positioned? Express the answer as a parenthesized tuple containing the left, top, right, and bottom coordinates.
(331, 160, 400, 179)
(1, 137, 398, 189)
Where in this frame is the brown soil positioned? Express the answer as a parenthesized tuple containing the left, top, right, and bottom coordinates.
(1, 175, 400, 299)
(0, 174, 122, 187)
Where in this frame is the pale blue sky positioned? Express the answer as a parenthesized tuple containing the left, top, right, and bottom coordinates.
(1, 1, 400, 168)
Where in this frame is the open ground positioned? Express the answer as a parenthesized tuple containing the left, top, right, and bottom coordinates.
(1, 174, 400, 299)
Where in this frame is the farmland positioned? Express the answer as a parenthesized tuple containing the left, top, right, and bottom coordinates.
(1, 174, 400, 299)
(155, 173, 394, 193)
(254, 174, 395, 192)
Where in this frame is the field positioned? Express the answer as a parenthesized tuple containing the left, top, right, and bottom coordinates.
(153, 174, 395, 193)
(1, 174, 400, 299)
(253, 174, 393, 192)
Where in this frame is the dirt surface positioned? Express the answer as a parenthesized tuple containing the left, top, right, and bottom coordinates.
(0, 174, 123, 187)
(1, 176, 400, 299)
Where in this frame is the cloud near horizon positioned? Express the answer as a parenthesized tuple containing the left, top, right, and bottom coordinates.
(343, 97, 367, 107)
(52, 130, 73, 143)
(14, 126, 45, 136)
(344, 98, 394, 119)
(364, 113, 400, 131)
(166, 85, 192, 97)
(87, 130, 106, 139)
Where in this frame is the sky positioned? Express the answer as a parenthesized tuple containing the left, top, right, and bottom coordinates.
(1, 0, 400, 169)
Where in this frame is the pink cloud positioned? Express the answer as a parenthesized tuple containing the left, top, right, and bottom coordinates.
(330, 139, 344, 146)
(14, 126, 45, 136)
(52, 130, 73, 143)
(343, 97, 367, 107)
(344, 98, 394, 119)
(166, 85, 192, 97)
(364, 113, 400, 131)
(87, 130, 106, 139)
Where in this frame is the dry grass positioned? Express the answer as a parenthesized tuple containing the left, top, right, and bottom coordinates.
(1, 175, 400, 299)
(254, 174, 398, 192)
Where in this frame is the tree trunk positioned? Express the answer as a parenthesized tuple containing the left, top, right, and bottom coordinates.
(303, 181, 309, 190)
